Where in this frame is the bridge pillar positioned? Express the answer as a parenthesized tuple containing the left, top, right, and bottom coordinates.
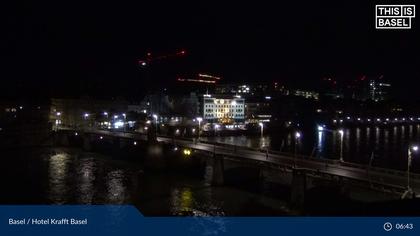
(54, 132, 69, 146)
(147, 127, 157, 143)
(61, 133, 70, 146)
(211, 155, 224, 186)
(291, 168, 306, 210)
(82, 134, 92, 151)
(113, 137, 127, 149)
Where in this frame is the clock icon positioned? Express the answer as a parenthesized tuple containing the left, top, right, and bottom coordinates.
(384, 222, 393, 231)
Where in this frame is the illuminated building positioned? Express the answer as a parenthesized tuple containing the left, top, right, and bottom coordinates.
(202, 95, 245, 124)
(294, 90, 319, 100)
(369, 80, 391, 102)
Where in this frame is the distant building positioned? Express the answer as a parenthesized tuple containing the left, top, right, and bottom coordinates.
(351, 77, 391, 102)
(50, 97, 128, 128)
(369, 80, 391, 102)
(215, 83, 271, 97)
(202, 95, 245, 124)
(294, 90, 319, 100)
(245, 96, 272, 123)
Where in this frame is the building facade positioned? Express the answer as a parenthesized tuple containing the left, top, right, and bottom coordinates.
(202, 95, 245, 124)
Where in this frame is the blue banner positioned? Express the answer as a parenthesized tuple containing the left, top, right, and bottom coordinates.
(0, 205, 419, 236)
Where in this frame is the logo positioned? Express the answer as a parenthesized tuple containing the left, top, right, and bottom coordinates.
(376, 5, 415, 29)
(383, 222, 393, 231)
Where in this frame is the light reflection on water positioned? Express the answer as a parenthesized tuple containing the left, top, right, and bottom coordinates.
(48, 153, 70, 204)
(21, 149, 290, 215)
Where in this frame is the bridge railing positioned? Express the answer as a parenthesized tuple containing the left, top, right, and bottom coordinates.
(60, 128, 420, 181)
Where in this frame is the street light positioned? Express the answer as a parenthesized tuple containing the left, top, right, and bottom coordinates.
(294, 131, 301, 167)
(338, 129, 344, 162)
(196, 117, 203, 141)
(407, 145, 418, 191)
(317, 125, 324, 132)
(214, 124, 220, 137)
(259, 122, 264, 138)
(122, 113, 127, 131)
(152, 114, 158, 135)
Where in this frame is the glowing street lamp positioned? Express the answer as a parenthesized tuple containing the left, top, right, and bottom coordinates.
(196, 117, 203, 141)
(259, 122, 264, 138)
(338, 129, 344, 162)
(294, 131, 301, 167)
(152, 114, 158, 135)
(407, 145, 418, 191)
(214, 124, 220, 136)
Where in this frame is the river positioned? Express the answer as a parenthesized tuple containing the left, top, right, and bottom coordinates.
(0, 148, 293, 216)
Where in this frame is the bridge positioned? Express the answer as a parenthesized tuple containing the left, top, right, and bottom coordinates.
(56, 128, 420, 202)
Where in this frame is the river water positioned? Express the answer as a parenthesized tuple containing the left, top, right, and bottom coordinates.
(202, 124, 420, 173)
(0, 148, 293, 216)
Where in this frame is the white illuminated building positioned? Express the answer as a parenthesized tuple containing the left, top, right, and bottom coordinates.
(202, 95, 245, 123)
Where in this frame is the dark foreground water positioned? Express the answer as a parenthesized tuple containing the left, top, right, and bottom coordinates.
(0, 148, 293, 216)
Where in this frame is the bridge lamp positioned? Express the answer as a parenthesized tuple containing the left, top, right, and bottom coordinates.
(338, 129, 344, 162)
(152, 114, 158, 134)
(293, 131, 302, 167)
(196, 117, 203, 140)
(407, 145, 419, 191)
(259, 122, 264, 137)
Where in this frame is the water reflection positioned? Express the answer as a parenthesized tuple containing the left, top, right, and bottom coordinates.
(48, 153, 70, 204)
(77, 158, 96, 204)
(105, 170, 127, 204)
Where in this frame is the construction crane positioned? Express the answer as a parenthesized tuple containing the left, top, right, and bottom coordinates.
(138, 49, 186, 67)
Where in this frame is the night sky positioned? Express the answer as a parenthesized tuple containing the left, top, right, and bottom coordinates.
(1, 1, 419, 99)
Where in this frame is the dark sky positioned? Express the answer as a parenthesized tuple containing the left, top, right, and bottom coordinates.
(1, 1, 419, 99)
